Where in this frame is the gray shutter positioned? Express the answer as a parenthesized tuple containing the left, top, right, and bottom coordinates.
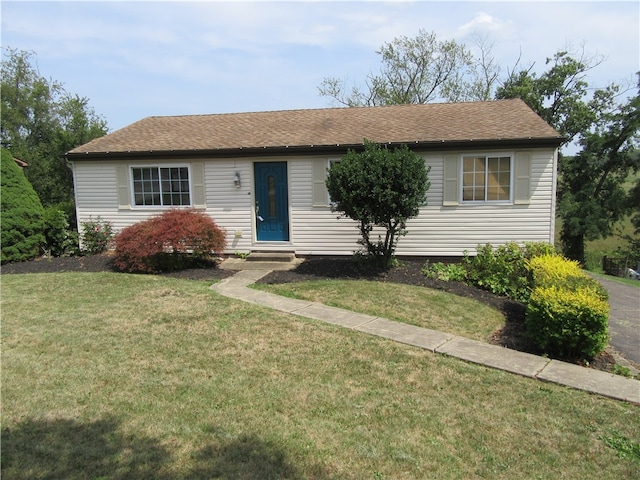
(191, 162, 206, 208)
(442, 154, 459, 206)
(116, 165, 131, 209)
(514, 152, 531, 205)
(312, 159, 328, 207)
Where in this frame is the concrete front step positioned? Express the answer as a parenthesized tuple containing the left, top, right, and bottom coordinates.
(247, 252, 296, 262)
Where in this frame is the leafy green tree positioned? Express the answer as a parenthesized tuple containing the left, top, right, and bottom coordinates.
(628, 168, 640, 233)
(319, 29, 494, 106)
(1, 48, 108, 207)
(558, 88, 640, 262)
(496, 50, 606, 144)
(497, 50, 639, 262)
(326, 141, 430, 266)
(441, 33, 501, 103)
(1, 148, 45, 263)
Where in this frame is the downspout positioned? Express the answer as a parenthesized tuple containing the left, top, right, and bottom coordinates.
(65, 156, 81, 235)
(549, 148, 559, 245)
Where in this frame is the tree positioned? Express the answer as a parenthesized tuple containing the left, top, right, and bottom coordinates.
(326, 141, 430, 266)
(440, 33, 501, 102)
(318, 29, 483, 107)
(496, 49, 605, 144)
(497, 49, 639, 262)
(1, 48, 108, 207)
(558, 87, 640, 262)
(1, 148, 45, 263)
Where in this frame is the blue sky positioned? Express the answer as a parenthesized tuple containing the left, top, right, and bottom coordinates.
(2, 1, 638, 134)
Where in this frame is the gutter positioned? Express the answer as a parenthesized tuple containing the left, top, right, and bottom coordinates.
(65, 136, 565, 162)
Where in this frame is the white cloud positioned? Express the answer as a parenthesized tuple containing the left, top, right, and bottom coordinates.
(2, 0, 637, 132)
(458, 11, 507, 34)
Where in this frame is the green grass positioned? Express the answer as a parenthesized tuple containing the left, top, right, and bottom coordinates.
(253, 280, 504, 341)
(2, 272, 639, 479)
(590, 271, 640, 288)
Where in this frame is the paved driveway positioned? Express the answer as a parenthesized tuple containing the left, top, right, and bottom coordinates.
(594, 276, 640, 365)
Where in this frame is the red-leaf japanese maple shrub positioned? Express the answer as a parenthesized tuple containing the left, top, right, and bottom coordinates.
(113, 209, 226, 273)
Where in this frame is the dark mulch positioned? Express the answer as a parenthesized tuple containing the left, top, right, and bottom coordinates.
(258, 256, 534, 354)
(2, 254, 617, 373)
(0, 254, 235, 282)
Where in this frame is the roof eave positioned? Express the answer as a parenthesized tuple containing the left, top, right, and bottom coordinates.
(65, 136, 564, 161)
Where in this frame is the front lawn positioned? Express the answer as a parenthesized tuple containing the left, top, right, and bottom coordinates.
(2, 273, 639, 479)
(253, 279, 504, 342)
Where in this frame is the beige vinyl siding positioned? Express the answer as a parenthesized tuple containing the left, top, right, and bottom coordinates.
(203, 159, 254, 251)
(297, 149, 555, 256)
(72, 147, 556, 257)
(74, 161, 162, 234)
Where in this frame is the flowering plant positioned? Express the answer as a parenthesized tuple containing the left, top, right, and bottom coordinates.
(81, 217, 113, 254)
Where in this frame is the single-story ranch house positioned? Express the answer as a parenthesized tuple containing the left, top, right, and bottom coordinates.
(65, 99, 563, 257)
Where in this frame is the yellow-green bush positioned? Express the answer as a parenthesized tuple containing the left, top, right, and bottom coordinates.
(525, 255, 609, 360)
(527, 254, 582, 286)
(528, 254, 608, 300)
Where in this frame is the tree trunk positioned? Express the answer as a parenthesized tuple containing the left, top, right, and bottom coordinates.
(561, 229, 586, 265)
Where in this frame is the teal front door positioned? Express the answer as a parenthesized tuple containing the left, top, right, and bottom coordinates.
(254, 162, 289, 241)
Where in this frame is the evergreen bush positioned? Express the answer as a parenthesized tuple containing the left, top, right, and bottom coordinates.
(326, 141, 430, 267)
(1, 149, 45, 263)
(113, 209, 226, 273)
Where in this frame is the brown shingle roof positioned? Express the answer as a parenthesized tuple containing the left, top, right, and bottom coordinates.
(67, 99, 562, 158)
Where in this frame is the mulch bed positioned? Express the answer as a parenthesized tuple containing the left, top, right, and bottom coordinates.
(2, 254, 617, 373)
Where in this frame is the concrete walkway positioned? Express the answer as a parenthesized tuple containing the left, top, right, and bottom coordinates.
(211, 268, 640, 405)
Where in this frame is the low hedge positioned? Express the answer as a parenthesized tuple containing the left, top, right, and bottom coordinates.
(525, 254, 609, 360)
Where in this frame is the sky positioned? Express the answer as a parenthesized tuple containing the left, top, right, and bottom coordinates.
(2, 1, 639, 135)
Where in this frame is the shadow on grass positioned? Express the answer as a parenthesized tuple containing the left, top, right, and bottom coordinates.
(191, 434, 313, 480)
(2, 417, 322, 479)
(1, 416, 169, 479)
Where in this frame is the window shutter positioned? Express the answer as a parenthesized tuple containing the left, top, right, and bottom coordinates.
(191, 162, 206, 208)
(442, 155, 459, 206)
(312, 159, 328, 206)
(116, 165, 131, 209)
(514, 152, 531, 205)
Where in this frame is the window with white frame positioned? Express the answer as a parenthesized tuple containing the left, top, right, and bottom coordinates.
(462, 155, 512, 202)
(131, 166, 191, 207)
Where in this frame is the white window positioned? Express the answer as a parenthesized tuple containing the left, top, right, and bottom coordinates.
(462, 155, 512, 203)
(131, 166, 191, 207)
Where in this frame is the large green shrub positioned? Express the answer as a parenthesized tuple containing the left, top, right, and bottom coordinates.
(525, 254, 609, 360)
(113, 209, 226, 273)
(1, 149, 45, 263)
(464, 242, 556, 302)
(326, 141, 430, 267)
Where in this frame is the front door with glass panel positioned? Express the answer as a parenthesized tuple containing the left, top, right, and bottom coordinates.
(254, 162, 289, 241)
